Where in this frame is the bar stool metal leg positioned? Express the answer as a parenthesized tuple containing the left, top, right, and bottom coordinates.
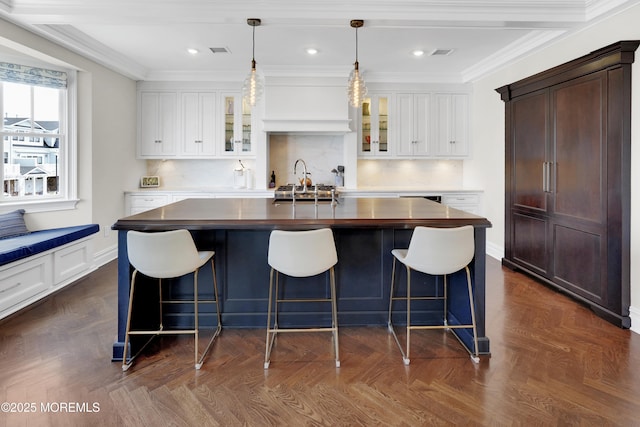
(196, 258, 222, 369)
(264, 268, 277, 369)
(330, 266, 340, 368)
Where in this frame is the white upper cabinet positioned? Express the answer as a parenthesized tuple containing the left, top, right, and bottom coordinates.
(180, 92, 217, 157)
(395, 93, 431, 157)
(138, 91, 178, 158)
(137, 84, 258, 159)
(433, 93, 469, 157)
(220, 93, 254, 156)
(359, 94, 391, 158)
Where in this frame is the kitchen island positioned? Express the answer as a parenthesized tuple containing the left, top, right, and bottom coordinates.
(111, 197, 492, 361)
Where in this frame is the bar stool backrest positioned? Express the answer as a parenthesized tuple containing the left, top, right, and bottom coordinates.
(403, 226, 475, 275)
(127, 229, 204, 279)
(268, 228, 338, 277)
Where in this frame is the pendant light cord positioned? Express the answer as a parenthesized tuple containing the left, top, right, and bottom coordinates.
(252, 24, 256, 63)
(354, 26, 359, 65)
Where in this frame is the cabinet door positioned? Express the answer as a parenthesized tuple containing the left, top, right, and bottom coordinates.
(139, 92, 177, 158)
(396, 93, 430, 157)
(434, 94, 469, 157)
(507, 90, 551, 276)
(359, 94, 390, 157)
(551, 76, 604, 223)
(180, 92, 216, 157)
(510, 90, 549, 213)
(549, 73, 608, 303)
(412, 94, 430, 156)
(221, 94, 254, 156)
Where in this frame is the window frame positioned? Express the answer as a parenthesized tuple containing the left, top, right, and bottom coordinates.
(0, 67, 77, 214)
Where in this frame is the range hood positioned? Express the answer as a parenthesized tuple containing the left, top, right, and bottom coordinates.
(262, 79, 352, 134)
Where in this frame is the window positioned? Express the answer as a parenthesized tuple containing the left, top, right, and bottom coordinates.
(0, 61, 75, 210)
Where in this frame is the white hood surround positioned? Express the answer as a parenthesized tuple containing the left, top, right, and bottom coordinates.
(262, 76, 352, 134)
(259, 76, 358, 189)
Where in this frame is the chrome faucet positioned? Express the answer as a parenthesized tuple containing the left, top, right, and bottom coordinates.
(293, 158, 308, 193)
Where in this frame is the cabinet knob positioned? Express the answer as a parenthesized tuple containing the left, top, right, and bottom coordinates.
(154, 140, 162, 143)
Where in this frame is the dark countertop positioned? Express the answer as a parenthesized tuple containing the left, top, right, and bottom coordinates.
(113, 197, 492, 231)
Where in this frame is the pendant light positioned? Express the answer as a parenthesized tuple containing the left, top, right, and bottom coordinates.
(347, 19, 367, 108)
(242, 18, 264, 107)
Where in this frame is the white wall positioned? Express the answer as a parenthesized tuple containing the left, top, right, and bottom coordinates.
(466, 4, 640, 331)
(0, 18, 142, 263)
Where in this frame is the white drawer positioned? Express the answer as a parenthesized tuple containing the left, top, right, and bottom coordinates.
(129, 194, 170, 208)
(442, 192, 481, 215)
(126, 193, 170, 215)
(170, 193, 215, 202)
(442, 194, 479, 204)
(0, 255, 52, 314)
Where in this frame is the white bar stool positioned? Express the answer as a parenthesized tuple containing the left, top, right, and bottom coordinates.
(122, 229, 222, 371)
(264, 228, 340, 369)
(388, 225, 480, 365)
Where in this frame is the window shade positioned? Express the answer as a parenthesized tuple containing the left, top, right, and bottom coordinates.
(0, 62, 67, 89)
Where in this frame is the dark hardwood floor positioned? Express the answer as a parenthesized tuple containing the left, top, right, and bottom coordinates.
(1, 257, 639, 426)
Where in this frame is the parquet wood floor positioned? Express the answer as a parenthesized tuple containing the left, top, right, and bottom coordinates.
(1, 257, 639, 426)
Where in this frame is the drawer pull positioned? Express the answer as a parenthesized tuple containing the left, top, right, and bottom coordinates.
(1, 282, 22, 294)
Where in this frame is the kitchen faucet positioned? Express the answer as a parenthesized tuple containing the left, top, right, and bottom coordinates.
(293, 158, 308, 193)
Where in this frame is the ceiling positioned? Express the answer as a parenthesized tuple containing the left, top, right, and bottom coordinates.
(0, 0, 637, 83)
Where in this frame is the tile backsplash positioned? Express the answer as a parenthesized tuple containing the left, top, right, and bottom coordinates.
(146, 134, 463, 189)
(269, 134, 343, 187)
(146, 158, 257, 189)
(357, 159, 463, 188)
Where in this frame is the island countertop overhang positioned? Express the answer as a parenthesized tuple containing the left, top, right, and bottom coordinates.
(112, 197, 492, 231)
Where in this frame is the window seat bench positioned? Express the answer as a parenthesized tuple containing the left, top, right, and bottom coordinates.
(0, 224, 99, 320)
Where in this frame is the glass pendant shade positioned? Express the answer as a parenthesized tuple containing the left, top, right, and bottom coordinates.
(348, 62, 367, 107)
(347, 20, 367, 108)
(242, 60, 264, 107)
(242, 19, 263, 107)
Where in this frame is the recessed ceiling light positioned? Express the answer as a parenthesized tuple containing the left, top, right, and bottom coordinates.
(306, 48, 319, 55)
(412, 49, 425, 57)
(187, 48, 199, 55)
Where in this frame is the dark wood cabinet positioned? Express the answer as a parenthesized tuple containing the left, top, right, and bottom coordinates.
(497, 41, 639, 328)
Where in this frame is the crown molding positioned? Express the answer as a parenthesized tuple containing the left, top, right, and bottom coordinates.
(32, 24, 147, 80)
(462, 29, 567, 82)
(0, 0, 11, 13)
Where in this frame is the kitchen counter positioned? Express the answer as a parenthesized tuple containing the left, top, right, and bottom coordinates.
(114, 197, 489, 231)
(112, 197, 492, 361)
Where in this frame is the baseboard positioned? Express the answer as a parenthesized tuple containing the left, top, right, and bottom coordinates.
(486, 241, 504, 261)
(630, 305, 639, 335)
(93, 244, 118, 268)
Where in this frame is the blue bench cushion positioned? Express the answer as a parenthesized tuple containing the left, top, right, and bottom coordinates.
(0, 224, 99, 267)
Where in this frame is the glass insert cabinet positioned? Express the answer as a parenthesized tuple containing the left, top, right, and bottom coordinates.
(360, 94, 390, 157)
(223, 94, 253, 156)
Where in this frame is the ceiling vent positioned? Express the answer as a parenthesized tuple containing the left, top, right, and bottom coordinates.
(209, 47, 231, 54)
(431, 48, 454, 56)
